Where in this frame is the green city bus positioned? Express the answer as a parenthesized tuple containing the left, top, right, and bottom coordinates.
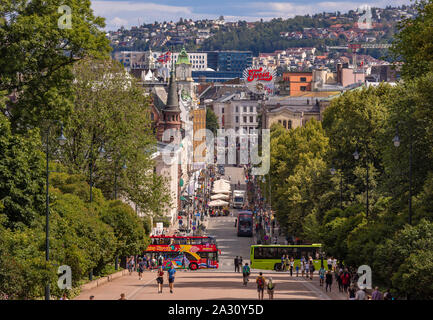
(250, 244, 328, 271)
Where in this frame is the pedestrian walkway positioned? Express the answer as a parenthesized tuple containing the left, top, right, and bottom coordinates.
(74, 270, 343, 300)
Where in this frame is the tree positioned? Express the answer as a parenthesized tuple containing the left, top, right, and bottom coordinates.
(60, 57, 170, 216)
(0, 0, 111, 130)
(206, 108, 219, 135)
(0, 111, 45, 228)
(391, 0, 433, 80)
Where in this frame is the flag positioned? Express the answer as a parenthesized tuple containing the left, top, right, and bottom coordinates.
(157, 51, 171, 63)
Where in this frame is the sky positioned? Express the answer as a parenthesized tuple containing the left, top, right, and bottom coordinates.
(90, 0, 413, 31)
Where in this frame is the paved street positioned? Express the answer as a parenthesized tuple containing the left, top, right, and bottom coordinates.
(75, 270, 346, 300)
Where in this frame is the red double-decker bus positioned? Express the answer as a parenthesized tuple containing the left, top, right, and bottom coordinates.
(144, 235, 220, 270)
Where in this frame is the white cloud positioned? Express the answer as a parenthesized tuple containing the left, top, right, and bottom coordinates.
(91, 0, 412, 30)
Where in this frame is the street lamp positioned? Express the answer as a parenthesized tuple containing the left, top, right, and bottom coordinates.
(393, 125, 412, 225)
(353, 148, 369, 218)
(45, 121, 67, 300)
(114, 160, 127, 271)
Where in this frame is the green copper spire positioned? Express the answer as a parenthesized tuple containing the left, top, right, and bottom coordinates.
(176, 47, 190, 65)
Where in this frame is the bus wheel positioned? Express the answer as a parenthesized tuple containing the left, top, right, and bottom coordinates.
(189, 263, 198, 271)
(274, 263, 281, 271)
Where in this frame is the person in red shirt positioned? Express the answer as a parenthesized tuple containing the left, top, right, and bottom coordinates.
(341, 269, 351, 293)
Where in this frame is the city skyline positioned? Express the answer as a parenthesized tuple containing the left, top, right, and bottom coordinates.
(92, 0, 412, 30)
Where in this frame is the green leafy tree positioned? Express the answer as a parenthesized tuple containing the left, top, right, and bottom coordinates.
(391, 0, 433, 79)
(0, 0, 111, 129)
(206, 108, 219, 135)
(0, 112, 45, 228)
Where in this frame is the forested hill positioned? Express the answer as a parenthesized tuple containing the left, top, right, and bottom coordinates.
(199, 15, 395, 55)
(200, 17, 334, 55)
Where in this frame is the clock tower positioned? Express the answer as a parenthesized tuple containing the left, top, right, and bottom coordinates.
(175, 47, 194, 100)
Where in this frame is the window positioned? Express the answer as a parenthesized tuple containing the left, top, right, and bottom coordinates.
(150, 113, 154, 121)
(243, 106, 247, 112)
(250, 116, 253, 123)
(243, 116, 247, 123)
(288, 120, 292, 129)
(301, 86, 307, 91)
(250, 106, 253, 112)
(283, 120, 287, 128)
(236, 106, 239, 113)
(222, 107, 224, 114)
(236, 116, 239, 123)
(300, 77, 307, 82)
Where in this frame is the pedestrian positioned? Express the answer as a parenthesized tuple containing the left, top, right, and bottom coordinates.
(309, 262, 315, 280)
(305, 260, 310, 279)
(319, 265, 326, 286)
(348, 284, 356, 300)
(280, 254, 285, 271)
(325, 270, 333, 292)
(168, 264, 176, 294)
(327, 257, 332, 271)
(301, 261, 305, 278)
(355, 287, 367, 300)
(89, 295, 95, 300)
(337, 270, 343, 292)
(285, 255, 290, 273)
(138, 258, 146, 280)
(295, 263, 299, 277)
(289, 258, 294, 276)
(242, 263, 250, 286)
(383, 289, 393, 300)
(60, 293, 68, 300)
(238, 256, 243, 271)
(267, 277, 275, 300)
(332, 258, 337, 272)
(256, 272, 266, 300)
(118, 293, 127, 300)
(234, 218, 237, 227)
(371, 287, 383, 300)
(342, 269, 350, 292)
(234, 256, 239, 273)
(156, 266, 164, 293)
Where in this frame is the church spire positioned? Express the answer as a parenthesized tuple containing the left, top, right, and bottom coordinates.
(165, 60, 180, 112)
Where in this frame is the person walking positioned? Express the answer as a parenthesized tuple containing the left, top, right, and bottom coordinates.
(156, 266, 164, 293)
(289, 258, 294, 277)
(305, 260, 310, 279)
(234, 256, 239, 272)
(167, 264, 176, 294)
(319, 265, 326, 286)
(337, 270, 343, 292)
(309, 262, 315, 280)
(280, 255, 285, 271)
(332, 258, 337, 272)
(383, 289, 393, 300)
(238, 256, 243, 271)
(371, 287, 383, 300)
(285, 255, 290, 273)
(267, 277, 275, 300)
(242, 263, 250, 286)
(295, 263, 299, 277)
(60, 293, 68, 300)
(325, 270, 333, 292)
(301, 261, 305, 278)
(355, 287, 367, 300)
(348, 284, 356, 300)
(256, 272, 266, 300)
(341, 269, 350, 292)
(118, 293, 127, 300)
(138, 258, 145, 280)
(327, 257, 332, 271)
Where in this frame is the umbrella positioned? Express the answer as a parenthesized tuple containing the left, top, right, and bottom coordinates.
(208, 200, 229, 207)
(211, 194, 230, 200)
